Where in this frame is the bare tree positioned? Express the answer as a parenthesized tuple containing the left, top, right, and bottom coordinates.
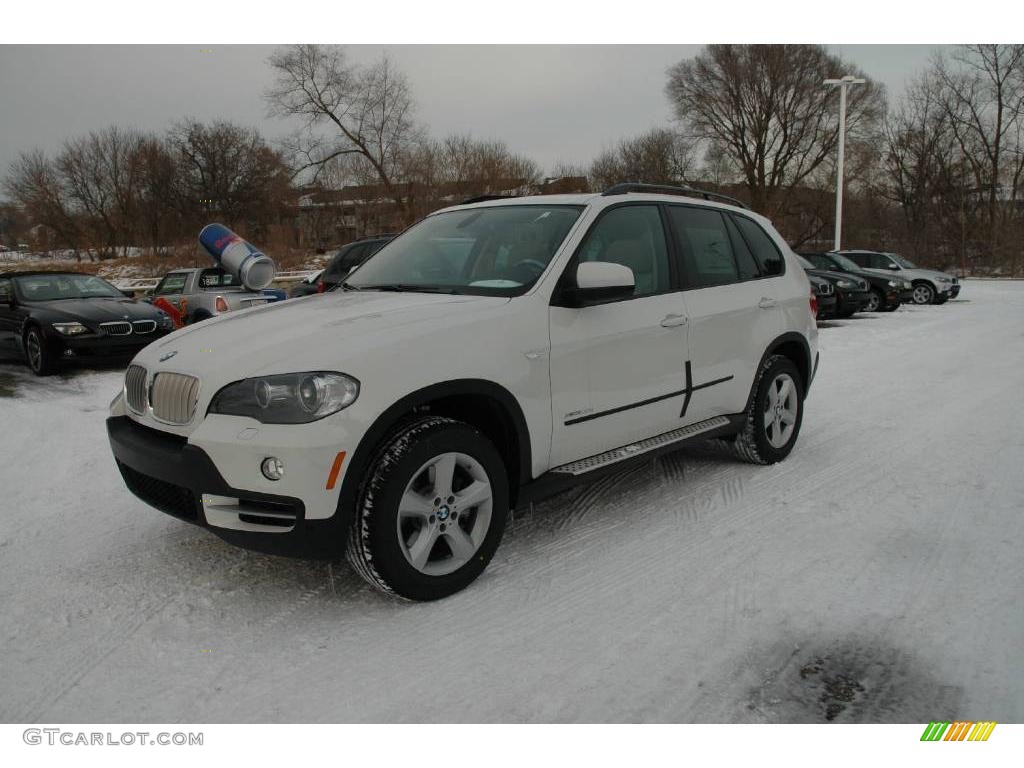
(588, 128, 696, 190)
(168, 119, 293, 239)
(3, 150, 83, 257)
(665, 44, 885, 216)
(56, 127, 146, 257)
(266, 45, 419, 222)
(934, 45, 1024, 272)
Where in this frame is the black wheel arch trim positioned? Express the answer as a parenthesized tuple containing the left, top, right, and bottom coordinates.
(750, 332, 813, 409)
(337, 378, 533, 517)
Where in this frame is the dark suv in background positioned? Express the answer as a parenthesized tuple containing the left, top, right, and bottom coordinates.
(801, 251, 906, 312)
(795, 254, 871, 318)
(289, 235, 395, 298)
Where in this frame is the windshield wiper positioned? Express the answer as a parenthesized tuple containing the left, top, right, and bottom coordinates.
(339, 281, 361, 292)
(358, 284, 462, 295)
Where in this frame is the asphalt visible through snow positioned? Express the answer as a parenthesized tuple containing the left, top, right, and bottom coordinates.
(0, 280, 1021, 723)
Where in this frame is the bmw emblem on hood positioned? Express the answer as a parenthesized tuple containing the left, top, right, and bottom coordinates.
(159, 351, 178, 362)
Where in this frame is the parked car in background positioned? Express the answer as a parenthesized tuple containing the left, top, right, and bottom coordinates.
(838, 250, 960, 305)
(148, 267, 284, 327)
(800, 251, 906, 312)
(289, 235, 396, 298)
(808, 273, 837, 319)
(108, 183, 819, 600)
(0, 271, 173, 375)
(795, 254, 871, 318)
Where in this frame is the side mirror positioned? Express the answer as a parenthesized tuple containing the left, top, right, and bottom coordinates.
(121, 289, 136, 299)
(564, 261, 635, 306)
(887, 262, 900, 270)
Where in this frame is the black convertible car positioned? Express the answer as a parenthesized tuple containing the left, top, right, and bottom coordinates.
(0, 271, 174, 375)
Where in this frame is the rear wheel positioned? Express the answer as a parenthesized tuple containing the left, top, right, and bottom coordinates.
(24, 327, 58, 376)
(347, 417, 509, 601)
(911, 282, 935, 305)
(731, 355, 804, 465)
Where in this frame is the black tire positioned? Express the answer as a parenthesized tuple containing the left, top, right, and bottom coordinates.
(932, 294, 949, 305)
(24, 327, 58, 376)
(835, 308, 857, 319)
(911, 282, 935, 305)
(346, 416, 509, 601)
(731, 355, 804, 465)
(863, 289, 884, 312)
(881, 299, 899, 312)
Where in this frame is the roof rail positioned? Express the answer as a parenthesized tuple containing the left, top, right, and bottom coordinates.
(601, 182, 748, 210)
(460, 194, 516, 205)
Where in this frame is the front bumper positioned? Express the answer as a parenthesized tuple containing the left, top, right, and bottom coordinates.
(948, 283, 961, 299)
(54, 330, 170, 360)
(107, 415, 349, 559)
(835, 289, 872, 314)
(816, 294, 838, 319)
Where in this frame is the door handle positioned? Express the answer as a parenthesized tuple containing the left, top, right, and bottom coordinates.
(758, 297, 777, 309)
(660, 313, 689, 327)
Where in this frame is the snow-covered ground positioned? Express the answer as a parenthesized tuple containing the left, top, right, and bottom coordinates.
(1, 281, 1021, 723)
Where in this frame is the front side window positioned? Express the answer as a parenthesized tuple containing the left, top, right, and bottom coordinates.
(576, 205, 671, 297)
(349, 205, 583, 296)
(155, 274, 188, 296)
(668, 206, 739, 288)
(844, 252, 870, 268)
(732, 215, 784, 276)
(891, 254, 919, 269)
(0, 278, 11, 303)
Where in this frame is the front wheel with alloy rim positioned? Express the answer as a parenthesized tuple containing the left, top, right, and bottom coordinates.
(911, 282, 935, 305)
(731, 355, 804, 465)
(863, 289, 883, 312)
(347, 416, 509, 600)
(25, 327, 58, 376)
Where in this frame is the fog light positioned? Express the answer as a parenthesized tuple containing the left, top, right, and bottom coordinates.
(261, 457, 285, 481)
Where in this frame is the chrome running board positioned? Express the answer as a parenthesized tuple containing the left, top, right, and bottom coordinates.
(551, 416, 730, 476)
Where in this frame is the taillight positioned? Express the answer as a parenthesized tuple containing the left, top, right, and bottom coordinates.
(215, 296, 229, 312)
(316, 282, 325, 294)
(809, 292, 819, 318)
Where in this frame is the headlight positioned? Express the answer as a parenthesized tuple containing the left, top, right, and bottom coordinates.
(52, 322, 89, 336)
(887, 280, 897, 288)
(903, 280, 912, 289)
(209, 371, 359, 424)
(937, 276, 952, 283)
(835, 280, 852, 288)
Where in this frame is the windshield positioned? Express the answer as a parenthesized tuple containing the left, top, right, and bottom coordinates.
(890, 253, 919, 269)
(348, 205, 583, 296)
(14, 274, 123, 301)
(827, 253, 863, 272)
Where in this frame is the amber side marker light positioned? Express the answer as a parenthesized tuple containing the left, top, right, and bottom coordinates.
(326, 451, 347, 490)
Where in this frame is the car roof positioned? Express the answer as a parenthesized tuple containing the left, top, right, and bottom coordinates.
(436, 191, 758, 218)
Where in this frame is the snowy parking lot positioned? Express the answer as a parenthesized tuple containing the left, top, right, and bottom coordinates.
(0, 280, 1021, 723)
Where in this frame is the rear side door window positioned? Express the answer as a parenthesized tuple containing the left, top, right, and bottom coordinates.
(666, 206, 739, 288)
(732, 215, 785, 276)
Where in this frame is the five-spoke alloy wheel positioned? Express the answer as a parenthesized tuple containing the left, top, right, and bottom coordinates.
(347, 417, 509, 600)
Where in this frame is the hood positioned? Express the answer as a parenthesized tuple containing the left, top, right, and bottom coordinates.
(860, 266, 951, 282)
(133, 289, 510, 377)
(26, 297, 164, 326)
(804, 268, 869, 290)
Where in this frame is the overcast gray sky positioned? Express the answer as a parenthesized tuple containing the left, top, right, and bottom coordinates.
(0, 45, 946, 181)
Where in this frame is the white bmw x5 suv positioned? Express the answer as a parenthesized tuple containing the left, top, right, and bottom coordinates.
(108, 183, 819, 600)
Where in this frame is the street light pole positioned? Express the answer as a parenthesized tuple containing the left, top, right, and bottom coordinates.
(824, 75, 865, 251)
